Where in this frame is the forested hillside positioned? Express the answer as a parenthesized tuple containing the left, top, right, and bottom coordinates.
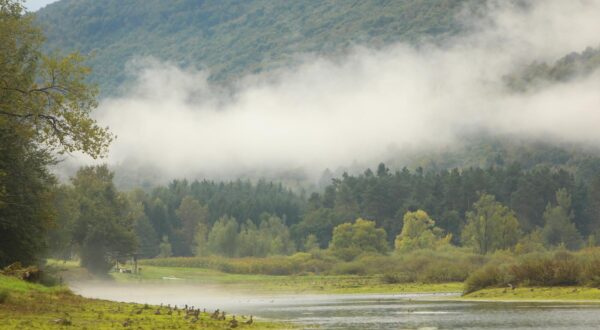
(36, 0, 480, 96)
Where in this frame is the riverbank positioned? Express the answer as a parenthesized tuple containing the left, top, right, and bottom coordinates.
(0, 274, 292, 329)
(47, 260, 600, 302)
(460, 286, 600, 302)
(49, 260, 463, 294)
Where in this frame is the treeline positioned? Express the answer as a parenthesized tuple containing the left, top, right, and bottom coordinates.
(47, 158, 600, 274)
(49, 167, 305, 268)
(296, 163, 600, 250)
(506, 46, 600, 91)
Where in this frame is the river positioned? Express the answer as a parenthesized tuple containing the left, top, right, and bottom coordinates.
(70, 283, 600, 329)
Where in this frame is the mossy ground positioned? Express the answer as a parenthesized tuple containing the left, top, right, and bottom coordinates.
(0, 274, 292, 329)
(462, 286, 600, 302)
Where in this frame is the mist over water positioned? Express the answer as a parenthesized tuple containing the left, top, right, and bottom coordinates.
(64, 0, 600, 182)
(71, 282, 600, 329)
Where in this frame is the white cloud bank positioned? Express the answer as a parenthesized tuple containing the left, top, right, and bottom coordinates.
(71, 0, 600, 181)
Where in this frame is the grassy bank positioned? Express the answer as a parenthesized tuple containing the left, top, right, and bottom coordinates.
(0, 274, 291, 329)
(139, 249, 483, 282)
(48, 259, 462, 294)
(462, 286, 600, 301)
(115, 265, 464, 294)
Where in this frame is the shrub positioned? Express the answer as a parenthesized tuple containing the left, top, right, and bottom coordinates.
(464, 264, 508, 294)
(465, 248, 600, 293)
(576, 248, 600, 287)
(330, 260, 368, 275)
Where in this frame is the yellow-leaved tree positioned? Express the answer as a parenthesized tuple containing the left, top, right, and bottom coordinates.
(394, 210, 452, 253)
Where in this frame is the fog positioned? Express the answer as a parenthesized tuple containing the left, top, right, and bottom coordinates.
(65, 0, 600, 182)
(68, 281, 456, 324)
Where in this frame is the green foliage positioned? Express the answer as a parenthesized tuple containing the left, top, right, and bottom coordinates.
(0, 129, 54, 267)
(541, 189, 583, 250)
(298, 160, 589, 250)
(141, 254, 330, 276)
(71, 165, 137, 274)
(0, 0, 111, 269)
(291, 208, 343, 249)
(35, 0, 477, 96)
(157, 236, 172, 258)
(303, 234, 320, 252)
(505, 46, 600, 92)
(237, 215, 295, 257)
(329, 218, 388, 261)
(514, 229, 546, 254)
(193, 223, 210, 257)
(175, 196, 208, 256)
(374, 248, 484, 283)
(207, 216, 239, 257)
(394, 210, 451, 253)
(464, 263, 506, 294)
(47, 185, 78, 260)
(143, 179, 304, 256)
(1, 0, 111, 158)
(464, 248, 600, 293)
(130, 200, 159, 259)
(462, 194, 521, 254)
(140, 247, 482, 282)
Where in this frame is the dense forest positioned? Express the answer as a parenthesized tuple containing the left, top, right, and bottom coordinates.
(35, 0, 481, 96)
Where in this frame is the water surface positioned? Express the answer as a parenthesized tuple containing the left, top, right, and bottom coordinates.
(70, 283, 600, 329)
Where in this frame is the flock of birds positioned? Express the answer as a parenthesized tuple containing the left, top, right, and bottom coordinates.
(52, 301, 255, 328)
(125, 303, 254, 328)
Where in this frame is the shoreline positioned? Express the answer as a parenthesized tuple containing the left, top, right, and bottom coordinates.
(456, 286, 600, 303)
(50, 261, 600, 302)
(0, 274, 294, 329)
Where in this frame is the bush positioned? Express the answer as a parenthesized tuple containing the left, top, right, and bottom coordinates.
(580, 249, 600, 287)
(464, 264, 508, 294)
(464, 248, 600, 293)
(330, 261, 368, 275)
(1, 263, 43, 283)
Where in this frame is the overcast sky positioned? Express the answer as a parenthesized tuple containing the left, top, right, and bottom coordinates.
(25, 0, 59, 11)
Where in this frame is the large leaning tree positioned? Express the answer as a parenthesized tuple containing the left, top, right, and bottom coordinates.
(0, 0, 113, 267)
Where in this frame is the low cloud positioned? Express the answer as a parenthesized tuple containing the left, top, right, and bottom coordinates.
(66, 0, 600, 182)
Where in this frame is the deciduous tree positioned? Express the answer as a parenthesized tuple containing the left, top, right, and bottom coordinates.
(462, 194, 521, 254)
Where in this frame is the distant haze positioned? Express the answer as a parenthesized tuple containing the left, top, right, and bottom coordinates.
(64, 0, 600, 182)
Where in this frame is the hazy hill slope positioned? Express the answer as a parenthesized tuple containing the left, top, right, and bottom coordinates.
(36, 0, 479, 96)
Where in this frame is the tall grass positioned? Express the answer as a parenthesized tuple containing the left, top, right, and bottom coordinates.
(141, 253, 334, 275)
(141, 248, 484, 282)
(464, 248, 600, 294)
